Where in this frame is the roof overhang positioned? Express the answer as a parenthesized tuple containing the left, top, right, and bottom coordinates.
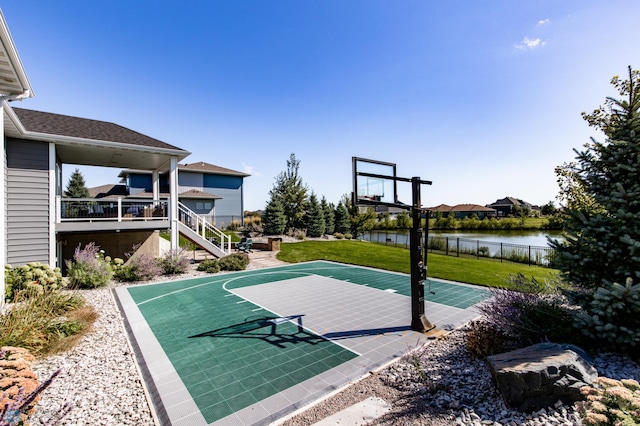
(0, 10, 33, 99)
(3, 104, 190, 171)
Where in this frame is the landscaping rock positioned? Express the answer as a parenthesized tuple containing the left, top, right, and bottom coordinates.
(487, 343, 597, 411)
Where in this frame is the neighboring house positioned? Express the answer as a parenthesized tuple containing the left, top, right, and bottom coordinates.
(486, 197, 533, 217)
(115, 162, 249, 227)
(428, 204, 497, 220)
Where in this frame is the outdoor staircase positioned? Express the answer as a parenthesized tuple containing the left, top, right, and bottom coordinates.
(177, 202, 231, 258)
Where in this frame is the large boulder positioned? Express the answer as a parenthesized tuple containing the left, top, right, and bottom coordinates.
(486, 343, 597, 411)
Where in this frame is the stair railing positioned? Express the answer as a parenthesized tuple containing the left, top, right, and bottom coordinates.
(177, 202, 231, 255)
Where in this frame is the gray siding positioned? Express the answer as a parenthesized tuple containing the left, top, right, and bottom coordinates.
(209, 187, 242, 218)
(178, 171, 203, 188)
(5, 138, 50, 265)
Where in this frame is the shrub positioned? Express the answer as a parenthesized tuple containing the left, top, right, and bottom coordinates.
(287, 228, 306, 240)
(467, 275, 580, 356)
(0, 291, 92, 357)
(572, 278, 640, 355)
(333, 233, 344, 240)
(0, 348, 71, 425)
(226, 219, 242, 231)
(66, 243, 112, 289)
(577, 377, 640, 425)
(427, 236, 447, 251)
(157, 247, 191, 275)
(4, 263, 66, 300)
(197, 259, 220, 274)
(344, 233, 352, 240)
(113, 244, 162, 282)
(0, 346, 40, 422)
(466, 320, 511, 359)
(218, 253, 249, 271)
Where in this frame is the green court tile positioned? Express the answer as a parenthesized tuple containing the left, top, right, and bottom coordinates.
(240, 373, 270, 391)
(123, 260, 490, 424)
(188, 379, 215, 397)
(200, 401, 234, 423)
(217, 381, 248, 401)
(268, 374, 298, 390)
(224, 391, 260, 411)
(250, 382, 280, 402)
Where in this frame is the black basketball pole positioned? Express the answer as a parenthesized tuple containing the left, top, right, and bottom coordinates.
(410, 177, 435, 332)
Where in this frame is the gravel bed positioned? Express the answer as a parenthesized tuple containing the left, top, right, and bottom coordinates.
(27, 262, 640, 426)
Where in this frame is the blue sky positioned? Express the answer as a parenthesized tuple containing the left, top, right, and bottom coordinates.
(3, 2, 640, 211)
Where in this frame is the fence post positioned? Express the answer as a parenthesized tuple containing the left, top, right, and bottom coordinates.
(477, 239, 479, 259)
(500, 242, 503, 263)
(456, 237, 460, 257)
(446, 237, 449, 256)
(529, 245, 531, 266)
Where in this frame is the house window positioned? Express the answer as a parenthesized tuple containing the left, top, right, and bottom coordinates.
(196, 202, 212, 210)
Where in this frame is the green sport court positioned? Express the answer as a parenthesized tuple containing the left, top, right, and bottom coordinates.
(114, 260, 490, 426)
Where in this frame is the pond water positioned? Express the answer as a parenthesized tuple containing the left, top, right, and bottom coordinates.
(429, 230, 563, 247)
(363, 230, 563, 248)
(362, 229, 563, 266)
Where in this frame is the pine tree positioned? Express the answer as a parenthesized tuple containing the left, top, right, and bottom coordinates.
(262, 197, 286, 235)
(305, 193, 325, 237)
(270, 153, 309, 231)
(65, 168, 90, 198)
(552, 67, 640, 288)
(321, 196, 335, 235)
(334, 201, 351, 234)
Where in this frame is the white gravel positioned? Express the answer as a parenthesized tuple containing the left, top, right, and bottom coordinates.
(27, 261, 640, 426)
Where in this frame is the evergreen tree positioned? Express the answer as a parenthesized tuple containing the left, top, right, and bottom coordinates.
(321, 197, 335, 235)
(270, 153, 309, 231)
(334, 201, 351, 234)
(262, 197, 286, 235)
(305, 193, 325, 237)
(552, 67, 640, 288)
(65, 168, 90, 198)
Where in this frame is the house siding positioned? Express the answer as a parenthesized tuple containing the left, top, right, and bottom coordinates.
(5, 138, 50, 265)
(179, 171, 203, 189)
(127, 169, 245, 225)
(202, 175, 243, 221)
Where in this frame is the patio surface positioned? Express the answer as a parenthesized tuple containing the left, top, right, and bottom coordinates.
(113, 260, 490, 425)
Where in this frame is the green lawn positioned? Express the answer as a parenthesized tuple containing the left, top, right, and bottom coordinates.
(277, 240, 560, 289)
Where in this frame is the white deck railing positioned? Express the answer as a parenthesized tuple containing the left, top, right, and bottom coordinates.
(56, 197, 169, 222)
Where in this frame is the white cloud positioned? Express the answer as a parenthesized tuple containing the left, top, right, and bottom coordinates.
(537, 18, 550, 26)
(514, 37, 547, 50)
(243, 163, 262, 177)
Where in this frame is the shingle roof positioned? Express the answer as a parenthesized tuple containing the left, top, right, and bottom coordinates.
(179, 162, 249, 177)
(488, 197, 532, 208)
(179, 189, 222, 199)
(88, 184, 128, 199)
(12, 107, 186, 152)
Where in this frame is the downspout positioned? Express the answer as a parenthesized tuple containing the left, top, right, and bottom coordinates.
(169, 157, 178, 251)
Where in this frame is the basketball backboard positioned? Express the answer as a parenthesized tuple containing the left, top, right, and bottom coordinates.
(352, 157, 398, 206)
